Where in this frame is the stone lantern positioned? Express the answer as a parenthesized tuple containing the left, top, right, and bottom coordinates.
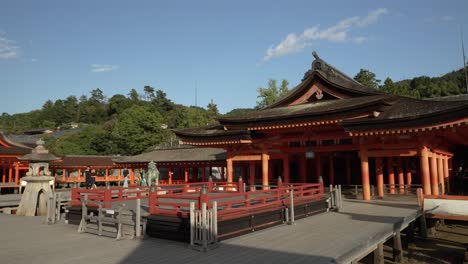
(16, 139, 59, 216)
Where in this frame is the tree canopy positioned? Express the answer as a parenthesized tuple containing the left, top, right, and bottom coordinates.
(256, 79, 290, 109)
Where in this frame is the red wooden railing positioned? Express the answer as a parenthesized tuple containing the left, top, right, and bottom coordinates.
(148, 182, 324, 220)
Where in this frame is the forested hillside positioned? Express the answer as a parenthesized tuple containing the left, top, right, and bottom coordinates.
(0, 87, 219, 155)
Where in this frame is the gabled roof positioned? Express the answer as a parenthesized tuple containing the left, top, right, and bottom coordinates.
(267, 52, 382, 108)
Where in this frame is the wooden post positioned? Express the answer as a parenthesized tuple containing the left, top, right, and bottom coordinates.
(262, 152, 269, 190)
(184, 167, 189, 183)
(2, 165, 6, 183)
(345, 154, 351, 185)
(130, 168, 135, 185)
(443, 156, 450, 193)
(387, 158, 395, 194)
(398, 158, 405, 194)
(8, 167, 12, 183)
(329, 155, 334, 186)
(283, 156, 290, 183)
(405, 158, 412, 187)
(62, 169, 66, 183)
(14, 162, 19, 186)
(429, 155, 439, 195)
(226, 158, 233, 183)
(420, 147, 431, 195)
(249, 161, 256, 191)
(376, 157, 384, 197)
(393, 231, 403, 263)
(360, 148, 371, 201)
(437, 156, 444, 194)
(374, 243, 384, 264)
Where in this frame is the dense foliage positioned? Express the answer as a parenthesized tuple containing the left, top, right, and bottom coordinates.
(0, 87, 219, 155)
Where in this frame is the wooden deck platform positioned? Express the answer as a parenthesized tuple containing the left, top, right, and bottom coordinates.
(0, 198, 421, 264)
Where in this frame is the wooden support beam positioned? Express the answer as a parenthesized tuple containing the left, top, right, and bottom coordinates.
(249, 161, 256, 191)
(360, 148, 371, 201)
(373, 242, 384, 264)
(231, 155, 262, 161)
(367, 149, 418, 158)
(387, 158, 395, 194)
(443, 157, 450, 193)
(420, 147, 431, 195)
(262, 153, 269, 190)
(226, 158, 233, 183)
(393, 231, 403, 263)
(376, 157, 384, 197)
(168, 167, 173, 184)
(437, 156, 445, 194)
(14, 163, 19, 185)
(430, 156, 439, 195)
(405, 158, 412, 187)
(398, 158, 405, 194)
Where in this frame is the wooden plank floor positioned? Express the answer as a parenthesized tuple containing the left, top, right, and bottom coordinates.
(0, 198, 420, 264)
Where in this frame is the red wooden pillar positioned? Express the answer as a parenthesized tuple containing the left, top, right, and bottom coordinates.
(8, 167, 13, 183)
(443, 157, 450, 193)
(398, 158, 404, 194)
(226, 158, 233, 183)
(420, 147, 431, 195)
(329, 155, 335, 186)
(262, 152, 269, 190)
(405, 158, 412, 187)
(316, 154, 322, 179)
(2, 165, 6, 183)
(168, 167, 173, 184)
(62, 169, 66, 182)
(360, 148, 371, 201)
(184, 167, 188, 183)
(299, 156, 306, 183)
(14, 162, 19, 185)
(430, 155, 439, 195)
(130, 168, 135, 185)
(78, 168, 82, 184)
(376, 157, 384, 197)
(437, 155, 444, 194)
(387, 158, 395, 194)
(283, 156, 290, 183)
(249, 161, 256, 191)
(345, 154, 351, 185)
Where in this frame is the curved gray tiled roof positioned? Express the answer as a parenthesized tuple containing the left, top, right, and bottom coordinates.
(114, 146, 226, 163)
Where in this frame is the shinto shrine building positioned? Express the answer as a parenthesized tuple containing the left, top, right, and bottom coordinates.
(174, 52, 468, 200)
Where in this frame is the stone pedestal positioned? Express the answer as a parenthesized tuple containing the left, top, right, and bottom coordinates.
(16, 176, 54, 216)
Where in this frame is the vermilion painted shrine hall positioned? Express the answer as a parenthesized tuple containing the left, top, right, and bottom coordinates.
(174, 52, 468, 200)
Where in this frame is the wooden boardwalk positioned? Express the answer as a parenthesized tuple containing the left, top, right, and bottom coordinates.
(0, 198, 420, 264)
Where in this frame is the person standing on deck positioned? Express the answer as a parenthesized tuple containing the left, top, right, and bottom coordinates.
(123, 167, 129, 188)
(85, 166, 94, 189)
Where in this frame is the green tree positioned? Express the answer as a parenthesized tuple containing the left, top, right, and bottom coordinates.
(206, 99, 219, 121)
(256, 79, 290, 109)
(108, 94, 133, 116)
(128, 89, 140, 102)
(111, 105, 169, 155)
(354, 69, 380, 89)
(143, 85, 156, 101)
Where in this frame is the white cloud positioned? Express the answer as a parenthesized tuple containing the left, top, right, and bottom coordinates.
(91, 64, 119, 72)
(0, 32, 19, 59)
(262, 8, 388, 62)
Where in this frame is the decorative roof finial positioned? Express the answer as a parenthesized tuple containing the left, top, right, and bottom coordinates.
(312, 51, 320, 60)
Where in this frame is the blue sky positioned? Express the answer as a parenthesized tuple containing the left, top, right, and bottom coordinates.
(1, 0, 468, 114)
